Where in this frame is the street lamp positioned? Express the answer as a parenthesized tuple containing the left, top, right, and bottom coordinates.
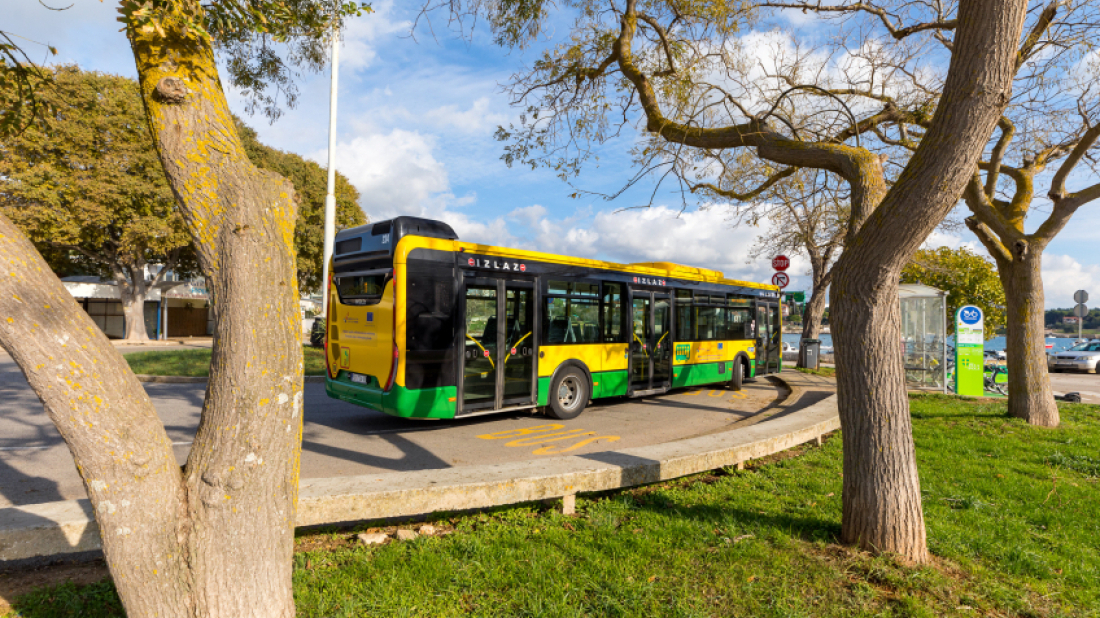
(321, 26, 340, 314)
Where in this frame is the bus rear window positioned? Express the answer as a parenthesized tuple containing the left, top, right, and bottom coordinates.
(335, 273, 388, 305)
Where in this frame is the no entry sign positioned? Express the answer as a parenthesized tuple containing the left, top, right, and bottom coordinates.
(771, 272, 790, 288)
(772, 255, 790, 271)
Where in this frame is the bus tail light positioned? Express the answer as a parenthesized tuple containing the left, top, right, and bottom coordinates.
(384, 272, 399, 391)
(384, 342, 398, 391)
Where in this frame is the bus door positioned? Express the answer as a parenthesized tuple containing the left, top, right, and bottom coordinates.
(754, 301, 782, 375)
(628, 289, 672, 395)
(459, 276, 537, 415)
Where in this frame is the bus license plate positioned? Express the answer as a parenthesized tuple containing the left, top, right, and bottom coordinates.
(350, 373, 368, 384)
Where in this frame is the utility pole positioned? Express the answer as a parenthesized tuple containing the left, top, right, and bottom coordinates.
(321, 26, 340, 314)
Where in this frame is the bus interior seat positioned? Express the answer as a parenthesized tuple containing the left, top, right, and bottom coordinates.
(550, 318, 568, 342)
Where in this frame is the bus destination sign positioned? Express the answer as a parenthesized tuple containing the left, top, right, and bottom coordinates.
(466, 256, 528, 272)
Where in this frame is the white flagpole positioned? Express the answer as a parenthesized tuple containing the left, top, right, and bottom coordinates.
(321, 26, 340, 315)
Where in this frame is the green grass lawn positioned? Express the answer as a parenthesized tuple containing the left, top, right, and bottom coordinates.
(8, 396, 1099, 617)
(795, 366, 837, 378)
(123, 346, 326, 377)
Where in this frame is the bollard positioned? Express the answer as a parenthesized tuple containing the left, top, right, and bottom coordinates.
(562, 494, 576, 515)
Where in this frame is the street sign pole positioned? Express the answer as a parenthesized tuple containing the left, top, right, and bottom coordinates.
(1074, 291, 1089, 341)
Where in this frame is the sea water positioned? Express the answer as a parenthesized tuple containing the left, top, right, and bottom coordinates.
(782, 333, 1080, 354)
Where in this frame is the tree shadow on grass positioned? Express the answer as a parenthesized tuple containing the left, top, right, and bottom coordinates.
(8, 577, 122, 618)
(626, 496, 843, 544)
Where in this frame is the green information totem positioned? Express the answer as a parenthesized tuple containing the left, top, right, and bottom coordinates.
(954, 305, 984, 396)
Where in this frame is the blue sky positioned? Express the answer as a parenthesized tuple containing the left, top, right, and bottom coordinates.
(8, 0, 1100, 308)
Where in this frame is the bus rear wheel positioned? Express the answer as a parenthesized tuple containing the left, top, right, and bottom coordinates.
(547, 368, 589, 420)
(728, 360, 744, 391)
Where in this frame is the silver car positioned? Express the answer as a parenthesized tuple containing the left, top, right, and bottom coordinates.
(1049, 340, 1100, 373)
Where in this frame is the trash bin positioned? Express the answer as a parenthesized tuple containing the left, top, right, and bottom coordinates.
(799, 338, 821, 370)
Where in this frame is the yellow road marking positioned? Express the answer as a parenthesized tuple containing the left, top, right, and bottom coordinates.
(534, 436, 620, 455)
(505, 430, 595, 447)
(477, 424, 563, 440)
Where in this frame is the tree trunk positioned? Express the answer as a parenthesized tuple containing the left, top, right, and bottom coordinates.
(1, 24, 305, 618)
(1001, 253, 1059, 426)
(117, 264, 151, 342)
(799, 292, 827, 336)
(830, 0, 1028, 562)
(798, 264, 831, 355)
(0, 214, 194, 614)
(125, 25, 304, 617)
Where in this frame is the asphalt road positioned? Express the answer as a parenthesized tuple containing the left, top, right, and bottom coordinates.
(0, 344, 788, 508)
(1049, 372, 1100, 403)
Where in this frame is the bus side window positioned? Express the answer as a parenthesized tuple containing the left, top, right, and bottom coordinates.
(545, 282, 599, 344)
(728, 307, 753, 340)
(675, 289, 692, 341)
(602, 282, 623, 342)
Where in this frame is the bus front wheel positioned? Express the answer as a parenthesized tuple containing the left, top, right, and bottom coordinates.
(548, 368, 589, 420)
(728, 360, 744, 391)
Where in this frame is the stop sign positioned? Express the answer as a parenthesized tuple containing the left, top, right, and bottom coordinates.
(772, 255, 790, 271)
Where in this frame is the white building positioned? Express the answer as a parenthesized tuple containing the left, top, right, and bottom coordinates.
(61, 273, 213, 339)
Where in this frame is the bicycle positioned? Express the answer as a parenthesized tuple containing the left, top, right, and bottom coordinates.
(984, 364, 1008, 396)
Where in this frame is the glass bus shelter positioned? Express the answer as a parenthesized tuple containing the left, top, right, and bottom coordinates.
(899, 283, 948, 392)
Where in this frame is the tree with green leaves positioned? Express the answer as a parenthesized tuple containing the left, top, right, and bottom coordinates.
(1, 66, 366, 346)
(438, 0, 1049, 562)
(236, 118, 366, 294)
(901, 246, 1007, 340)
(1, 65, 195, 342)
(0, 0, 366, 615)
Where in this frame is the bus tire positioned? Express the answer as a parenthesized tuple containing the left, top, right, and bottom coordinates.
(728, 359, 744, 391)
(547, 367, 589, 420)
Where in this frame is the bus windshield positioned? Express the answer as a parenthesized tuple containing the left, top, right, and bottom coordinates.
(335, 272, 388, 305)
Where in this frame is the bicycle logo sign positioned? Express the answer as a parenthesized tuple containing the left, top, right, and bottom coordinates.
(958, 306, 982, 325)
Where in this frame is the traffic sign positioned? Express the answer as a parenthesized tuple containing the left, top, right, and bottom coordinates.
(1074, 290, 1089, 304)
(771, 272, 790, 288)
(1073, 303, 1088, 318)
(772, 255, 790, 271)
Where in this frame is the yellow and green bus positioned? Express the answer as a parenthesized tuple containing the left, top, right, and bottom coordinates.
(324, 216, 783, 420)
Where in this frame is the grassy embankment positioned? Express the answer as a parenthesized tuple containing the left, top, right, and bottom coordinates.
(123, 346, 326, 376)
(7, 396, 1099, 617)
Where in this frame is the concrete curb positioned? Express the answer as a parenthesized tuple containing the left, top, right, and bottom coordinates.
(0, 378, 838, 562)
(135, 375, 325, 383)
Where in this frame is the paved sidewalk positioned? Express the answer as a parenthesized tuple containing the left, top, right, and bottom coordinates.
(0, 370, 839, 563)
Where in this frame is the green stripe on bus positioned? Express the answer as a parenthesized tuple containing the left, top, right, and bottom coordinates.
(672, 362, 728, 388)
(325, 377, 458, 419)
(537, 369, 630, 406)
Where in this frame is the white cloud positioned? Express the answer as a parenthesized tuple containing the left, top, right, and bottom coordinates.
(495, 204, 793, 289)
(1042, 254, 1100, 309)
(922, 230, 983, 254)
(423, 97, 511, 133)
(340, 1, 411, 71)
(314, 129, 449, 218)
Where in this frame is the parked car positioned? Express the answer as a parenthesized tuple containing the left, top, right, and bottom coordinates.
(1048, 340, 1100, 373)
(984, 349, 1007, 361)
